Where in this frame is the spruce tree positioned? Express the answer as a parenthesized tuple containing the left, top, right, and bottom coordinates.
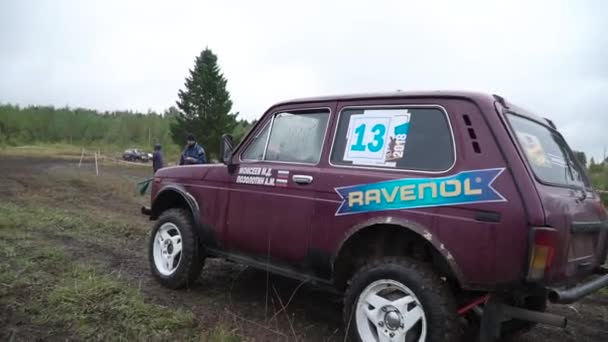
(171, 48, 238, 160)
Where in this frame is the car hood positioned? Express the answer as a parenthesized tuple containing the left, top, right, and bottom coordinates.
(155, 164, 219, 180)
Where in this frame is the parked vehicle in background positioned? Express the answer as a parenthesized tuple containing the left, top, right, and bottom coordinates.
(142, 91, 608, 342)
(123, 148, 151, 162)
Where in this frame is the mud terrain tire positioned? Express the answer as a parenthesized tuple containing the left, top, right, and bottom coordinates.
(343, 257, 461, 342)
(148, 208, 204, 289)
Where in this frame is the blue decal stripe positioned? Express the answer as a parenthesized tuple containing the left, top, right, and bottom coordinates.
(334, 168, 506, 216)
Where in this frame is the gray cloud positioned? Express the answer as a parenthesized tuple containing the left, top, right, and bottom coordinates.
(1, 0, 607, 159)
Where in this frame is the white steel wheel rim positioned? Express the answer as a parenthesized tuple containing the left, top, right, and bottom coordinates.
(355, 279, 427, 342)
(153, 222, 183, 276)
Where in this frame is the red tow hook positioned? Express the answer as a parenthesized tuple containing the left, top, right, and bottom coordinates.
(458, 294, 490, 315)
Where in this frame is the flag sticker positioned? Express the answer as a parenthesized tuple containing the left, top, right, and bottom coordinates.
(276, 170, 289, 187)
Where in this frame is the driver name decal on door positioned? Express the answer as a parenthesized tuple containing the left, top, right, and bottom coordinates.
(235, 167, 291, 187)
(236, 167, 275, 186)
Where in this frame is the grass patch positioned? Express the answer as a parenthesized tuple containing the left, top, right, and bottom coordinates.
(43, 265, 198, 340)
(0, 202, 141, 240)
(0, 143, 84, 158)
(0, 238, 199, 340)
(0, 198, 240, 341)
(0, 163, 149, 238)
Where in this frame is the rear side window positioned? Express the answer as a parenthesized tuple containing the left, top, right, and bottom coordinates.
(331, 107, 454, 171)
(242, 109, 330, 164)
(507, 114, 587, 187)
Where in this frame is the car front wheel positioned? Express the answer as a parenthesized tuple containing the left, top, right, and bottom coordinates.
(148, 209, 204, 289)
(343, 257, 461, 342)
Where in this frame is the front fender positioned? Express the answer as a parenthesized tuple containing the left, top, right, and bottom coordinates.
(151, 185, 201, 228)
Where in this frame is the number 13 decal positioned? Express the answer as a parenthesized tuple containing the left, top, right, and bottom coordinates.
(351, 123, 386, 152)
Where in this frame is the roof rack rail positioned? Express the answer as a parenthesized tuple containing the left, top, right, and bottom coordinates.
(492, 94, 509, 109)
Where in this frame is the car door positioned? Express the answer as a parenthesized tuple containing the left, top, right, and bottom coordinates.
(224, 105, 334, 266)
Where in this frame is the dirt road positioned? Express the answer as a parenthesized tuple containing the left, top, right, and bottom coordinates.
(1, 155, 606, 341)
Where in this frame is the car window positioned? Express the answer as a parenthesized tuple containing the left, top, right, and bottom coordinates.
(331, 107, 454, 171)
(507, 113, 588, 187)
(241, 109, 330, 164)
(242, 121, 271, 161)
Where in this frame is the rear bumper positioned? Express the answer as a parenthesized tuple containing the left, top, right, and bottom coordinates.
(547, 265, 608, 304)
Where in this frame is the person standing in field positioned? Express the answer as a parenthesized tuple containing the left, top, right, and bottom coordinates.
(179, 133, 207, 165)
(152, 144, 164, 174)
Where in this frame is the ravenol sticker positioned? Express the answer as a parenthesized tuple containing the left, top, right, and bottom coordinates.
(334, 168, 506, 215)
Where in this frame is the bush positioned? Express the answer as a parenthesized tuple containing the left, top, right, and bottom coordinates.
(600, 191, 608, 207)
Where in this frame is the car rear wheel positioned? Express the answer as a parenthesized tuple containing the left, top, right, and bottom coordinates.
(148, 209, 204, 289)
(344, 257, 461, 342)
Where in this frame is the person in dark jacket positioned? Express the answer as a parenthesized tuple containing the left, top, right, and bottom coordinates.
(179, 133, 207, 165)
(152, 144, 164, 173)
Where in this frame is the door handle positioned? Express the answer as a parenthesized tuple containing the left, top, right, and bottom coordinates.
(474, 211, 501, 223)
(292, 175, 313, 185)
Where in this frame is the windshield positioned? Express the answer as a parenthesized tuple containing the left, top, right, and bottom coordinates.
(507, 113, 588, 188)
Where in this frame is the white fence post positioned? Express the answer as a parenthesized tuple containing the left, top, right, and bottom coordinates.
(78, 148, 85, 168)
(94, 152, 99, 176)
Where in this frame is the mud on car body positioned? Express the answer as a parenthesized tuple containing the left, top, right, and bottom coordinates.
(142, 91, 608, 342)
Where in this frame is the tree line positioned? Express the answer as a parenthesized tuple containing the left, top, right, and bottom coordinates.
(0, 104, 252, 156)
(0, 48, 253, 158)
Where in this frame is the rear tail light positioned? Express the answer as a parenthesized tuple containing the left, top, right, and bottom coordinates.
(527, 228, 557, 281)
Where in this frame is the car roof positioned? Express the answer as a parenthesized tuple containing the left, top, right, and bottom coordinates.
(272, 90, 554, 129)
(273, 90, 495, 106)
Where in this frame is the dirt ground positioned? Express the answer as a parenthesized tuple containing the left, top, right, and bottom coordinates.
(0, 155, 607, 341)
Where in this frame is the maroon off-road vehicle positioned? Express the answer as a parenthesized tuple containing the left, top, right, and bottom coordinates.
(142, 91, 608, 342)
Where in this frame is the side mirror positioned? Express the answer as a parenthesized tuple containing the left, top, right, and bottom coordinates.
(220, 134, 234, 165)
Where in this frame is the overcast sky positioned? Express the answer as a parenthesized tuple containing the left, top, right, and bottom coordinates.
(1, 0, 606, 159)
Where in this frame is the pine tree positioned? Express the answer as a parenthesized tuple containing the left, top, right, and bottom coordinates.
(171, 48, 238, 160)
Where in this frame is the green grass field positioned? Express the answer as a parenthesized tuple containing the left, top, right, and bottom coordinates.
(0, 202, 240, 341)
(0, 151, 241, 341)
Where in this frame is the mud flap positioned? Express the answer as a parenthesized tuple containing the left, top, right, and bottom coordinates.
(479, 296, 567, 342)
(479, 297, 503, 342)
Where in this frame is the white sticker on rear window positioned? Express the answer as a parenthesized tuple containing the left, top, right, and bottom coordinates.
(516, 132, 551, 167)
(343, 109, 411, 167)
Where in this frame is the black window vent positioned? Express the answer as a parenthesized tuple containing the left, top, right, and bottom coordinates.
(462, 114, 481, 154)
